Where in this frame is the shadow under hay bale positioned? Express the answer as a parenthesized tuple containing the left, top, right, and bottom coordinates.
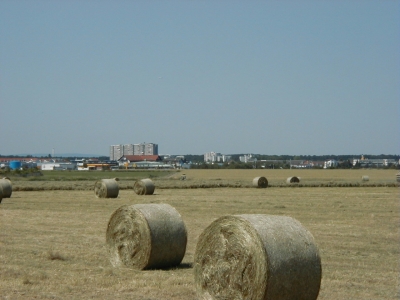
(287, 176, 300, 184)
(252, 176, 268, 188)
(94, 178, 119, 198)
(362, 175, 370, 182)
(106, 203, 187, 270)
(0, 177, 12, 198)
(133, 178, 155, 195)
(194, 214, 321, 300)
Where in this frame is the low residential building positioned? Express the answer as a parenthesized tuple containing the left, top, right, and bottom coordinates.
(324, 160, 338, 169)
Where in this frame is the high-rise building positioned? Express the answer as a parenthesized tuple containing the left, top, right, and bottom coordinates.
(110, 143, 158, 160)
(134, 143, 158, 155)
(110, 145, 123, 161)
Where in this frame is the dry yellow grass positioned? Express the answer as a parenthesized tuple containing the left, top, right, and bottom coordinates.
(0, 169, 399, 299)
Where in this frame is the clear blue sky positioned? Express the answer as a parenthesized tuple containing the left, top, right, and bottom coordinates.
(1, 1, 399, 156)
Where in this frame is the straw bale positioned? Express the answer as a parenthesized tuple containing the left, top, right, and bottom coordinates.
(194, 214, 321, 300)
(106, 203, 187, 269)
(94, 178, 119, 198)
(361, 175, 369, 182)
(0, 177, 12, 198)
(252, 177, 268, 188)
(286, 176, 300, 184)
(133, 178, 155, 195)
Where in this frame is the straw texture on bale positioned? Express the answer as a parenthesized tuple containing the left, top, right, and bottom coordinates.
(252, 176, 268, 188)
(194, 214, 321, 300)
(0, 177, 12, 198)
(106, 203, 187, 270)
(133, 178, 155, 195)
(362, 175, 370, 182)
(286, 176, 300, 184)
(94, 178, 119, 198)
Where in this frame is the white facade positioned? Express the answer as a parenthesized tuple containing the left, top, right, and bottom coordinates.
(40, 163, 76, 171)
(133, 143, 158, 155)
(109, 144, 131, 161)
(110, 143, 158, 160)
(239, 154, 252, 163)
(324, 160, 338, 169)
(204, 152, 228, 163)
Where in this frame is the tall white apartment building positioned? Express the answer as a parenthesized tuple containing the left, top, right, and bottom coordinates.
(134, 143, 158, 155)
(110, 143, 158, 160)
(109, 144, 134, 160)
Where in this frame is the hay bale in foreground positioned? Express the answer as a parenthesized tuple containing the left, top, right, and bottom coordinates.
(194, 214, 321, 300)
(94, 178, 119, 198)
(252, 176, 268, 188)
(286, 176, 300, 184)
(0, 177, 12, 198)
(133, 178, 155, 195)
(106, 203, 187, 270)
(361, 175, 369, 182)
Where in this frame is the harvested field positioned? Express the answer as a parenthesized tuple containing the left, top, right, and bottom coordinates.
(9, 169, 399, 191)
(0, 169, 399, 299)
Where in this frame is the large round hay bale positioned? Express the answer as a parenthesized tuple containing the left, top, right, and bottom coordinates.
(396, 172, 400, 183)
(194, 214, 321, 300)
(252, 176, 268, 188)
(0, 177, 12, 198)
(106, 203, 187, 270)
(94, 178, 119, 198)
(286, 176, 300, 184)
(361, 175, 369, 182)
(133, 178, 155, 195)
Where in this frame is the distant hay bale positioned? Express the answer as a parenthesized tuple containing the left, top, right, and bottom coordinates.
(0, 177, 12, 198)
(286, 176, 300, 184)
(94, 178, 119, 198)
(133, 178, 155, 195)
(194, 214, 321, 300)
(361, 175, 370, 182)
(397, 172, 400, 183)
(252, 177, 268, 188)
(106, 203, 187, 270)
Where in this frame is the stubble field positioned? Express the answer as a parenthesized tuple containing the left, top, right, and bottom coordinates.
(0, 169, 399, 299)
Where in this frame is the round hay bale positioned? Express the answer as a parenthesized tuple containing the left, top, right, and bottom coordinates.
(106, 203, 187, 270)
(133, 178, 155, 195)
(396, 172, 400, 183)
(252, 176, 268, 188)
(94, 178, 119, 198)
(194, 214, 321, 300)
(361, 175, 369, 182)
(0, 177, 12, 198)
(286, 176, 300, 184)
